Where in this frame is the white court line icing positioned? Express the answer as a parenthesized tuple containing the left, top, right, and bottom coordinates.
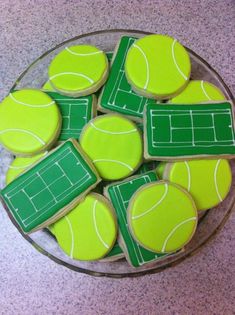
(201, 80, 212, 100)
(65, 47, 103, 56)
(184, 161, 191, 191)
(133, 43, 149, 90)
(49, 72, 94, 84)
(9, 93, 55, 108)
(93, 159, 133, 171)
(132, 183, 168, 220)
(214, 159, 223, 201)
(171, 39, 188, 81)
(65, 215, 74, 259)
(161, 217, 197, 252)
(0, 129, 45, 145)
(90, 122, 137, 135)
(93, 200, 109, 249)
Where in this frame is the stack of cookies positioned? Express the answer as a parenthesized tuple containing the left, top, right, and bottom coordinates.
(0, 34, 234, 268)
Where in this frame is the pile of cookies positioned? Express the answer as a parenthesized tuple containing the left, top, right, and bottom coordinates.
(0, 34, 234, 268)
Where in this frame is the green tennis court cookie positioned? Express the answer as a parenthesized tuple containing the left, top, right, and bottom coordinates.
(163, 159, 232, 211)
(105, 172, 168, 267)
(0, 140, 100, 233)
(98, 36, 157, 121)
(0, 89, 61, 155)
(48, 45, 109, 97)
(136, 161, 159, 175)
(128, 181, 198, 253)
(125, 34, 191, 99)
(45, 92, 96, 141)
(50, 193, 117, 261)
(80, 114, 143, 180)
(144, 102, 235, 159)
(169, 80, 226, 103)
(6, 152, 47, 184)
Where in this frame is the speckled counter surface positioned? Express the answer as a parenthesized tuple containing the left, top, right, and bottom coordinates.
(0, 1, 234, 314)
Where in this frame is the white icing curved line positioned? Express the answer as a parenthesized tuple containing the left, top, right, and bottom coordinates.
(9, 93, 55, 108)
(9, 151, 48, 169)
(49, 72, 94, 84)
(65, 47, 103, 56)
(161, 217, 197, 252)
(90, 122, 137, 135)
(133, 43, 149, 90)
(132, 183, 168, 220)
(214, 159, 223, 202)
(184, 161, 191, 191)
(65, 215, 74, 259)
(93, 159, 133, 171)
(0, 129, 45, 145)
(201, 80, 211, 100)
(171, 39, 188, 81)
(93, 200, 109, 249)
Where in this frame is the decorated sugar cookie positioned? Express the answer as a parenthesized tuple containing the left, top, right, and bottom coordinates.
(163, 159, 232, 211)
(128, 181, 198, 253)
(42, 80, 55, 91)
(105, 172, 169, 267)
(0, 89, 61, 155)
(0, 140, 100, 233)
(46, 92, 96, 141)
(50, 193, 117, 261)
(6, 152, 47, 184)
(98, 36, 157, 121)
(80, 114, 143, 180)
(136, 161, 159, 175)
(156, 162, 167, 179)
(169, 80, 226, 103)
(125, 34, 191, 99)
(101, 242, 124, 262)
(48, 45, 109, 97)
(144, 102, 235, 160)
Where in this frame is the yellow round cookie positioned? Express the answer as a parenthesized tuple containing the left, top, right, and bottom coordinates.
(128, 181, 197, 253)
(125, 34, 191, 99)
(79, 114, 143, 180)
(48, 45, 109, 96)
(6, 152, 47, 184)
(0, 89, 61, 155)
(163, 159, 232, 211)
(169, 80, 226, 103)
(50, 193, 117, 261)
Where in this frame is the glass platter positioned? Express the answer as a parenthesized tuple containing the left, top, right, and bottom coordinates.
(1, 29, 235, 278)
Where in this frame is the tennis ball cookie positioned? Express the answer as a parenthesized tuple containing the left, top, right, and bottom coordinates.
(6, 152, 47, 184)
(156, 162, 167, 179)
(50, 193, 117, 261)
(169, 80, 226, 103)
(163, 159, 232, 211)
(0, 89, 61, 155)
(125, 34, 191, 99)
(80, 114, 143, 180)
(48, 45, 109, 97)
(128, 181, 198, 253)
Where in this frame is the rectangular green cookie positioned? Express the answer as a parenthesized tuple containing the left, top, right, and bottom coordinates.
(46, 92, 95, 141)
(145, 101, 235, 159)
(0, 140, 100, 233)
(98, 36, 157, 121)
(136, 161, 160, 175)
(104, 171, 167, 267)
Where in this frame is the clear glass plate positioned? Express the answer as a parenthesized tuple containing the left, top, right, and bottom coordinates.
(2, 29, 235, 278)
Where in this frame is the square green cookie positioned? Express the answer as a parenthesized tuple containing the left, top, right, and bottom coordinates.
(98, 36, 157, 121)
(46, 92, 95, 141)
(144, 101, 235, 159)
(104, 171, 167, 267)
(0, 140, 100, 233)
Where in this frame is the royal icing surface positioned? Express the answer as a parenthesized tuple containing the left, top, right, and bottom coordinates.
(80, 114, 143, 180)
(0, 140, 100, 233)
(0, 89, 61, 155)
(50, 193, 117, 260)
(125, 34, 191, 99)
(128, 181, 198, 253)
(145, 102, 235, 159)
